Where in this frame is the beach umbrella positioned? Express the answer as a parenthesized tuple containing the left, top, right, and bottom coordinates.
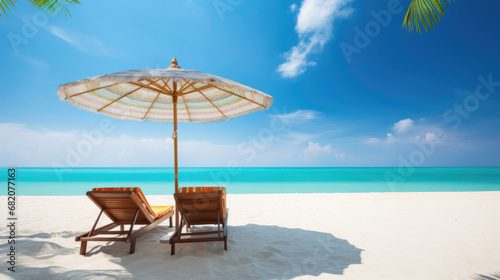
(57, 58, 273, 229)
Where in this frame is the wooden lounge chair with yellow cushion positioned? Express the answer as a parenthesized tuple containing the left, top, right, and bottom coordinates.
(169, 187, 228, 255)
(75, 187, 174, 255)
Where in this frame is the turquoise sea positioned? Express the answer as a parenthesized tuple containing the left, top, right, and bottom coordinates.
(1, 167, 500, 196)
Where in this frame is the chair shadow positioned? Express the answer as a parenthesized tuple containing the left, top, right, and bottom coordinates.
(14, 224, 363, 280)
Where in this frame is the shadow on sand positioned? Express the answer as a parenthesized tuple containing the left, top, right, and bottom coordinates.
(473, 273, 500, 280)
(11, 224, 363, 279)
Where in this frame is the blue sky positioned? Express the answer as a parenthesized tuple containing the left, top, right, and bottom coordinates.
(1, 0, 500, 167)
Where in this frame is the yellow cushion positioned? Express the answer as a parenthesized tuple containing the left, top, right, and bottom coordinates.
(150, 205, 174, 219)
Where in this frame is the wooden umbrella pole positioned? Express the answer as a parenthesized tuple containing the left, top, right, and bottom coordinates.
(173, 81, 180, 231)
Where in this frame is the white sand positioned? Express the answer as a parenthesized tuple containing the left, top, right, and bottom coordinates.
(2, 192, 500, 280)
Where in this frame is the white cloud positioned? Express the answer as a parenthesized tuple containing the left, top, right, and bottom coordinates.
(49, 26, 114, 56)
(290, 3, 298, 12)
(425, 132, 437, 142)
(415, 132, 442, 144)
(365, 137, 381, 145)
(271, 109, 320, 123)
(0, 123, 241, 167)
(302, 141, 346, 160)
(0, 123, 330, 168)
(277, 0, 353, 78)
(303, 141, 332, 156)
(385, 133, 395, 144)
(393, 119, 414, 133)
(364, 133, 396, 145)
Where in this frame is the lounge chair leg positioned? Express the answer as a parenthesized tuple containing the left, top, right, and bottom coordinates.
(224, 238, 227, 251)
(80, 241, 87, 255)
(130, 240, 136, 254)
(171, 243, 175, 255)
(169, 216, 173, 228)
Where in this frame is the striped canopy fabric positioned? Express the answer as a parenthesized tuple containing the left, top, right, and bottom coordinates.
(57, 59, 273, 123)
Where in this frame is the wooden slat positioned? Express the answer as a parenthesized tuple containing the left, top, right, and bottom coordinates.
(183, 213, 220, 220)
(185, 219, 220, 224)
(180, 204, 220, 211)
(94, 231, 130, 235)
(79, 237, 127, 242)
(88, 191, 132, 198)
(180, 230, 221, 236)
(86, 191, 155, 224)
(175, 191, 222, 200)
(173, 237, 225, 243)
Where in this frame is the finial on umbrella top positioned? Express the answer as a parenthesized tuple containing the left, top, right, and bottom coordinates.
(168, 58, 181, 69)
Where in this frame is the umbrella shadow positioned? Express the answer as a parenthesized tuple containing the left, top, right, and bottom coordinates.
(472, 273, 500, 280)
(15, 224, 362, 279)
(184, 223, 364, 279)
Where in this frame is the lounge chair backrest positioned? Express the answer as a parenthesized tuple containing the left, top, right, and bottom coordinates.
(178, 187, 226, 220)
(174, 191, 224, 225)
(92, 187, 156, 217)
(87, 188, 155, 224)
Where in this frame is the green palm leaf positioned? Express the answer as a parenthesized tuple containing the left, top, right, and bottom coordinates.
(1, 0, 80, 19)
(29, 0, 80, 17)
(403, 0, 456, 33)
(0, 0, 16, 19)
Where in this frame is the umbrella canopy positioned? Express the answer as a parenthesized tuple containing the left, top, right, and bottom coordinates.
(57, 58, 273, 123)
(57, 58, 273, 229)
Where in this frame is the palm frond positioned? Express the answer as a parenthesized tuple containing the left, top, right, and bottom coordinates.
(29, 0, 80, 17)
(0, 0, 17, 19)
(403, 0, 456, 33)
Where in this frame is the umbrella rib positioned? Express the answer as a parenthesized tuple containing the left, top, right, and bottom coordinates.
(128, 82, 170, 96)
(97, 81, 157, 112)
(180, 82, 199, 94)
(211, 85, 265, 108)
(189, 85, 226, 118)
(178, 81, 198, 94)
(144, 78, 173, 95)
(177, 80, 191, 93)
(142, 92, 161, 120)
(182, 96, 192, 121)
(179, 85, 214, 95)
(68, 83, 121, 98)
(162, 78, 173, 92)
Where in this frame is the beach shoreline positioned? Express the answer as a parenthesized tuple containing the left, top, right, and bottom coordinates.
(3, 191, 500, 279)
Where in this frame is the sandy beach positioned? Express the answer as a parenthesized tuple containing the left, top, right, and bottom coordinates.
(2, 192, 500, 280)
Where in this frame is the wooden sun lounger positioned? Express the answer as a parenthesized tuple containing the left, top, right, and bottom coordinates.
(75, 188, 174, 255)
(169, 187, 228, 255)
